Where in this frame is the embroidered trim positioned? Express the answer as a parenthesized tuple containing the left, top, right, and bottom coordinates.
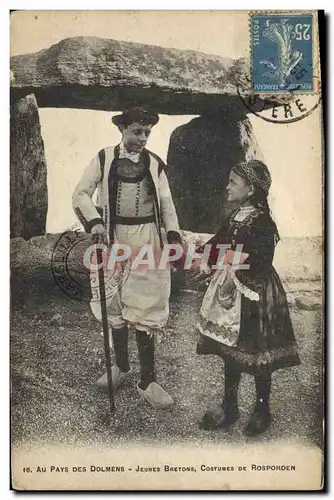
(126, 319, 168, 338)
(74, 206, 88, 229)
(145, 157, 164, 249)
(197, 331, 300, 374)
(233, 206, 258, 222)
(229, 207, 263, 228)
(116, 182, 122, 216)
(231, 272, 259, 301)
(108, 147, 164, 249)
(135, 181, 140, 216)
(197, 322, 238, 347)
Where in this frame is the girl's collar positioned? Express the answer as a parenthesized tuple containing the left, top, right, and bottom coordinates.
(233, 205, 258, 222)
(238, 205, 256, 214)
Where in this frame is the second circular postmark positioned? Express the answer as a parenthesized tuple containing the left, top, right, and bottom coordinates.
(51, 230, 131, 303)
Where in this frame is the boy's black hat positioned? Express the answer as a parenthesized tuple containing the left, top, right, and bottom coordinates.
(112, 107, 159, 127)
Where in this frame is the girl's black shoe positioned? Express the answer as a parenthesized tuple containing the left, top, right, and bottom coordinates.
(244, 402, 271, 436)
(199, 404, 240, 431)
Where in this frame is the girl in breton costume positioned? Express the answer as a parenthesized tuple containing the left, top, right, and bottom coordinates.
(72, 108, 181, 409)
(195, 160, 301, 436)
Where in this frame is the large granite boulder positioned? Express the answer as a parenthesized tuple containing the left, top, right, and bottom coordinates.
(10, 94, 48, 239)
(167, 114, 264, 233)
(10, 36, 252, 115)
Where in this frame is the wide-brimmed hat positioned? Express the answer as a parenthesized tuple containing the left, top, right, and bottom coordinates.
(112, 107, 159, 127)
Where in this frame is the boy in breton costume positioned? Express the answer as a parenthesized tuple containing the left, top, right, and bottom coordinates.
(72, 107, 182, 409)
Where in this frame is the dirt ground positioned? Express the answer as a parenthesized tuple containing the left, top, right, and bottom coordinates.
(11, 249, 323, 450)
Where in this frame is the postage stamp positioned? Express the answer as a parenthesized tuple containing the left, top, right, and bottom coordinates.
(251, 13, 315, 93)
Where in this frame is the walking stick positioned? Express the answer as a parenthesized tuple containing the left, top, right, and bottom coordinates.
(96, 246, 115, 414)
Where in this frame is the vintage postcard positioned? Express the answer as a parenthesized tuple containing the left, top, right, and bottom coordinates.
(10, 10, 324, 491)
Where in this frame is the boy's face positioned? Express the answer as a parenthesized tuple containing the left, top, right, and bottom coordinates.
(226, 170, 254, 204)
(121, 122, 152, 153)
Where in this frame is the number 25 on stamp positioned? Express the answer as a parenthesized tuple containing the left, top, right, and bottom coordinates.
(251, 13, 314, 93)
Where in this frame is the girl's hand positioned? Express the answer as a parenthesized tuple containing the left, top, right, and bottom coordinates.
(188, 267, 209, 281)
(187, 261, 211, 282)
(256, 351, 272, 367)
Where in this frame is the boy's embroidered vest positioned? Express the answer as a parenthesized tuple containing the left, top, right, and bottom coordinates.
(96, 145, 164, 247)
(113, 158, 155, 221)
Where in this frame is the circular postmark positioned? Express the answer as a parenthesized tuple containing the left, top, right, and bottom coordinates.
(51, 230, 131, 303)
(237, 72, 321, 124)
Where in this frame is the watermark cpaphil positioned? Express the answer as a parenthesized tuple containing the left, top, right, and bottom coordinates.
(51, 232, 250, 301)
(51, 230, 131, 303)
(84, 242, 250, 272)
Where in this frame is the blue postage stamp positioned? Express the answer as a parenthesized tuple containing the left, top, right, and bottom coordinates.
(251, 13, 314, 93)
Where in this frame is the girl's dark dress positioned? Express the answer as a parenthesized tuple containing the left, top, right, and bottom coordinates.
(196, 206, 301, 375)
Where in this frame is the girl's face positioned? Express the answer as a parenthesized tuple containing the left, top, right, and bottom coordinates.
(226, 170, 254, 204)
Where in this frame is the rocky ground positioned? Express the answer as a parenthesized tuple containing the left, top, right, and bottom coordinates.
(11, 235, 323, 449)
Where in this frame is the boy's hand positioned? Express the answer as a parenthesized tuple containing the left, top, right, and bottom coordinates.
(91, 224, 108, 245)
(167, 230, 182, 245)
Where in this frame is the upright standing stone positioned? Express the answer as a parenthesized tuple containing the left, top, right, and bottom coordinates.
(10, 94, 48, 239)
(166, 114, 264, 233)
